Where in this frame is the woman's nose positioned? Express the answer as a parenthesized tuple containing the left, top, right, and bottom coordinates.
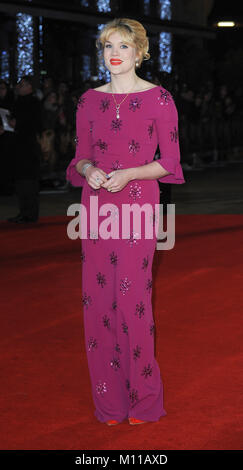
(111, 47, 120, 56)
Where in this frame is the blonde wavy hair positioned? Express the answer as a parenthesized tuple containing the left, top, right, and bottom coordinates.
(96, 18, 150, 69)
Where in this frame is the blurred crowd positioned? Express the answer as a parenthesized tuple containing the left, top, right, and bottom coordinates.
(0, 76, 80, 182)
(1, 73, 243, 197)
(173, 80, 243, 165)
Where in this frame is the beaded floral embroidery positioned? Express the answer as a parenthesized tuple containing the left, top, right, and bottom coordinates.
(150, 323, 155, 335)
(170, 126, 178, 143)
(96, 272, 107, 288)
(122, 321, 128, 334)
(88, 337, 98, 351)
(111, 119, 122, 132)
(110, 357, 121, 371)
(96, 381, 107, 395)
(133, 345, 142, 360)
(141, 364, 153, 378)
(129, 388, 139, 406)
(95, 138, 108, 153)
(115, 343, 122, 354)
(135, 301, 145, 319)
(100, 98, 110, 112)
(148, 122, 154, 139)
(120, 277, 131, 295)
(111, 160, 123, 170)
(129, 97, 142, 112)
(126, 232, 140, 247)
(128, 139, 140, 154)
(103, 314, 111, 329)
(158, 88, 172, 106)
(125, 379, 130, 390)
(82, 292, 92, 309)
(146, 279, 153, 293)
(142, 255, 149, 270)
(109, 251, 118, 265)
(129, 183, 142, 202)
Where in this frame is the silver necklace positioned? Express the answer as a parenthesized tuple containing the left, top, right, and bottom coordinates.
(110, 80, 138, 119)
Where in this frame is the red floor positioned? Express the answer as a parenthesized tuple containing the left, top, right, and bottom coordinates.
(0, 214, 242, 450)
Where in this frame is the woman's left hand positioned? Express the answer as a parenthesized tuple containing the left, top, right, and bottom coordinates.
(100, 169, 133, 192)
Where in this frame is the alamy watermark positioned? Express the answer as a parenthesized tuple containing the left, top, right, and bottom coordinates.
(66, 196, 175, 250)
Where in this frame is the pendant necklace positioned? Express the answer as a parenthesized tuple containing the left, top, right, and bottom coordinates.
(111, 80, 138, 120)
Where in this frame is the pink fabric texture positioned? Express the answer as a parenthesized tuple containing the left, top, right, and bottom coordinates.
(66, 86, 185, 423)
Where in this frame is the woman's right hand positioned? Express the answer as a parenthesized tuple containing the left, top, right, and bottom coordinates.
(85, 165, 108, 190)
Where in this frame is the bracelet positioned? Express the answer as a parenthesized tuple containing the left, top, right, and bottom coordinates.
(82, 162, 93, 176)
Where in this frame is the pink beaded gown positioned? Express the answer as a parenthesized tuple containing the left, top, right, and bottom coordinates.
(66, 85, 185, 423)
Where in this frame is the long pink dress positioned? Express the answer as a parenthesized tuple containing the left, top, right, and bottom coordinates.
(66, 85, 185, 423)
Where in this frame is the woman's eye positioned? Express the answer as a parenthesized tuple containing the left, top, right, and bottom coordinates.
(105, 44, 128, 48)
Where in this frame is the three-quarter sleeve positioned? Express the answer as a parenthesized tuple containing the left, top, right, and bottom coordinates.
(154, 89, 185, 184)
(66, 91, 92, 187)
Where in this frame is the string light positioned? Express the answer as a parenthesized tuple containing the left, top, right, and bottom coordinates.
(39, 16, 43, 65)
(97, 0, 111, 12)
(0, 51, 9, 80)
(16, 12, 34, 80)
(97, 24, 110, 81)
(159, 0, 171, 20)
(159, 0, 172, 73)
(144, 0, 150, 15)
(81, 54, 91, 81)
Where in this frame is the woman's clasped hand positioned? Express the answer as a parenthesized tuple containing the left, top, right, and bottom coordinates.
(85, 166, 132, 192)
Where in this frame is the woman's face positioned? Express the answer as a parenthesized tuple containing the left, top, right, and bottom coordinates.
(103, 31, 139, 75)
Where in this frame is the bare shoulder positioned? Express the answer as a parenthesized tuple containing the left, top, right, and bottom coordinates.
(139, 80, 159, 90)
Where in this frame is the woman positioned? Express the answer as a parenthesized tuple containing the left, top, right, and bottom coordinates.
(66, 18, 185, 426)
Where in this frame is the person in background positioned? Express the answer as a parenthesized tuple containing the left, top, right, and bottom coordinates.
(0, 79, 15, 110)
(7, 75, 42, 223)
(0, 80, 15, 195)
(40, 90, 59, 174)
(42, 76, 55, 99)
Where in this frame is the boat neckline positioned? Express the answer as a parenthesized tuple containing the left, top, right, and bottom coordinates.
(89, 85, 161, 95)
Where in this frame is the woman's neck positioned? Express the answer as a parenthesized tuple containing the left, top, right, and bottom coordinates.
(108, 73, 140, 94)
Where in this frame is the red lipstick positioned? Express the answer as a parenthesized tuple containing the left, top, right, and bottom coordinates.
(110, 59, 123, 65)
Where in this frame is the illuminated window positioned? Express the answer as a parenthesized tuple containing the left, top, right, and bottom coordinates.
(159, 0, 172, 73)
(16, 13, 34, 80)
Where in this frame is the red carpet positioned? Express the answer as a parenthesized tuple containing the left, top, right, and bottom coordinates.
(0, 214, 243, 450)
